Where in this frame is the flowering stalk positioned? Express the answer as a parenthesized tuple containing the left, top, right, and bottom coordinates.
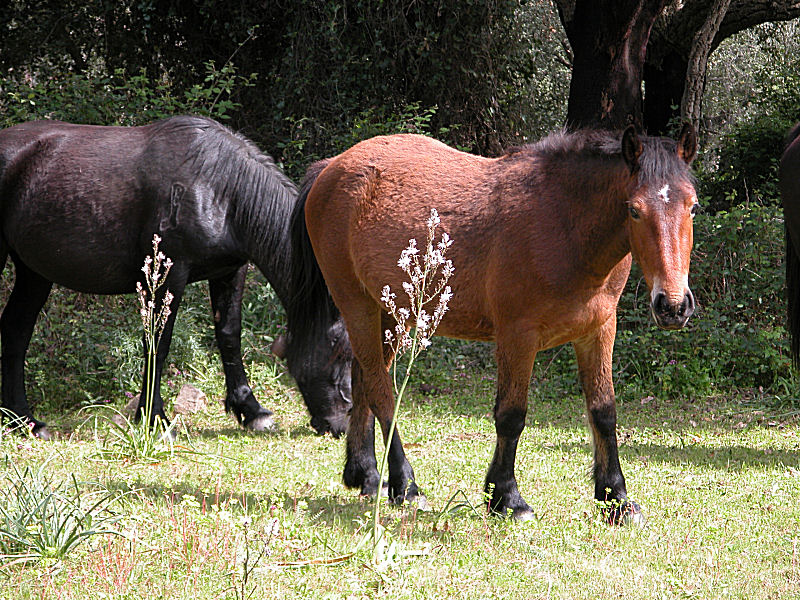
(371, 208, 454, 552)
(136, 234, 174, 429)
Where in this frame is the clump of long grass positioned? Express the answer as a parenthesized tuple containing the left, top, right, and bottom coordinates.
(0, 456, 121, 567)
(88, 234, 182, 462)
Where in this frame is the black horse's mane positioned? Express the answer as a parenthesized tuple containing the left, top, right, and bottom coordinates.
(507, 128, 693, 185)
(151, 116, 298, 271)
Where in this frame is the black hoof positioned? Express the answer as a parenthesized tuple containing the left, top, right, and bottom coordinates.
(32, 422, 52, 441)
(602, 499, 644, 527)
(242, 409, 276, 433)
(394, 492, 430, 511)
(486, 486, 535, 520)
(488, 501, 535, 520)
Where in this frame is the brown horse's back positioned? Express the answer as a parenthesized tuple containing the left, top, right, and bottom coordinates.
(305, 133, 629, 348)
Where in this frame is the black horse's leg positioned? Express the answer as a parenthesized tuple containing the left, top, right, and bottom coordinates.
(0, 260, 54, 439)
(573, 317, 641, 525)
(136, 269, 187, 431)
(209, 265, 274, 432)
(484, 335, 537, 520)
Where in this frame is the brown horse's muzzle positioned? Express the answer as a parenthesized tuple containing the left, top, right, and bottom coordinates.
(651, 289, 695, 330)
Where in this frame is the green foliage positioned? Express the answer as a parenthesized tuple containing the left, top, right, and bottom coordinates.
(262, 0, 568, 162)
(278, 101, 442, 179)
(0, 61, 255, 128)
(0, 458, 121, 566)
(700, 21, 800, 212)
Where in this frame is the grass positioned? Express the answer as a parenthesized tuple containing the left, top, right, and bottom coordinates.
(1, 355, 798, 599)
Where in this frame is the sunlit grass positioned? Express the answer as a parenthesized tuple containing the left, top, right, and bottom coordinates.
(3, 365, 798, 599)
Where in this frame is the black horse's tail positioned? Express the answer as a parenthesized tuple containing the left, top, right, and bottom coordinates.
(783, 123, 800, 366)
(286, 158, 339, 362)
(787, 229, 800, 366)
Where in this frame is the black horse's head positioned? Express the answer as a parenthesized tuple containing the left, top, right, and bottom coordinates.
(276, 319, 352, 437)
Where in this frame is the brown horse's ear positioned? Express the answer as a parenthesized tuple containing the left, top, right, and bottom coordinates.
(677, 122, 697, 164)
(270, 334, 288, 359)
(621, 125, 642, 173)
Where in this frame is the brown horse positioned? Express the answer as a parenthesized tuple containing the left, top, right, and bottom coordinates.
(290, 125, 698, 523)
(780, 122, 800, 364)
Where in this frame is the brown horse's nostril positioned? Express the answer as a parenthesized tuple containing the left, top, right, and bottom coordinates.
(652, 289, 695, 329)
(681, 290, 696, 319)
(653, 292, 668, 316)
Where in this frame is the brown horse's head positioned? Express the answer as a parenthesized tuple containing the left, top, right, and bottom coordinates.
(622, 124, 698, 330)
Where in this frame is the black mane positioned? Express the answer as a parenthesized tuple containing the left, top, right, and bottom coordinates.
(151, 116, 298, 284)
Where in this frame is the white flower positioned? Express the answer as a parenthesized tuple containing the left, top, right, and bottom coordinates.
(419, 337, 432, 349)
(427, 208, 440, 229)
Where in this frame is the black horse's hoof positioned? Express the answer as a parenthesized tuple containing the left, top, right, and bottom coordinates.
(32, 423, 52, 441)
(604, 499, 644, 527)
(486, 487, 535, 520)
(403, 493, 431, 512)
(243, 409, 276, 433)
(488, 502, 535, 521)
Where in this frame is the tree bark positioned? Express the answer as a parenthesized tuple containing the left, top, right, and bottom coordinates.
(558, 0, 668, 130)
(681, 0, 732, 135)
(644, 0, 800, 134)
(556, 0, 800, 134)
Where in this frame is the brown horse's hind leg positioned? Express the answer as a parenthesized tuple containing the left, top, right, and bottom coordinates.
(573, 317, 642, 526)
(342, 304, 421, 504)
(484, 337, 537, 520)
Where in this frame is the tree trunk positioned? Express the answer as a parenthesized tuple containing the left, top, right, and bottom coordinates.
(557, 0, 800, 134)
(558, 0, 669, 130)
(643, 0, 800, 134)
(680, 0, 732, 135)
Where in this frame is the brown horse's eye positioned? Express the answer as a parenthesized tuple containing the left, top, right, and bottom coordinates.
(691, 203, 700, 217)
(628, 206, 640, 220)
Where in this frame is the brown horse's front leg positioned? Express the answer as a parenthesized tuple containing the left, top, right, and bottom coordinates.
(484, 340, 536, 520)
(573, 317, 642, 525)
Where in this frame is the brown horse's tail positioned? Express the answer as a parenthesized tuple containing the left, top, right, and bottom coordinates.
(286, 158, 340, 361)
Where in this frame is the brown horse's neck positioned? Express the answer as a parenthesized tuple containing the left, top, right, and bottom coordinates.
(563, 160, 632, 284)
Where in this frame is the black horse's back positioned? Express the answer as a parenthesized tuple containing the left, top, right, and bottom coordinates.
(781, 123, 800, 365)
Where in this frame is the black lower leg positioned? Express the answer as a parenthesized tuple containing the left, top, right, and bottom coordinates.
(485, 407, 532, 519)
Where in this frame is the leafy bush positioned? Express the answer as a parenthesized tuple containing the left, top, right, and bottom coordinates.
(699, 21, 800, 212)
(0, 61, 255, 128)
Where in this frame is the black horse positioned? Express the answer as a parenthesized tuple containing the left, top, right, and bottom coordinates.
(0, 115, 352, 439)
(781, 122, 800, 365)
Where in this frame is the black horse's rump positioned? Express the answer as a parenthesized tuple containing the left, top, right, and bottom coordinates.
(0, 115, 351, 438)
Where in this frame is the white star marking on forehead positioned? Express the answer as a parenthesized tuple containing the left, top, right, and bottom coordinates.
(657, 184, 670, 204)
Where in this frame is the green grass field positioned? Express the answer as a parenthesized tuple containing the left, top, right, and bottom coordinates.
(2, 347, 798, 600)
